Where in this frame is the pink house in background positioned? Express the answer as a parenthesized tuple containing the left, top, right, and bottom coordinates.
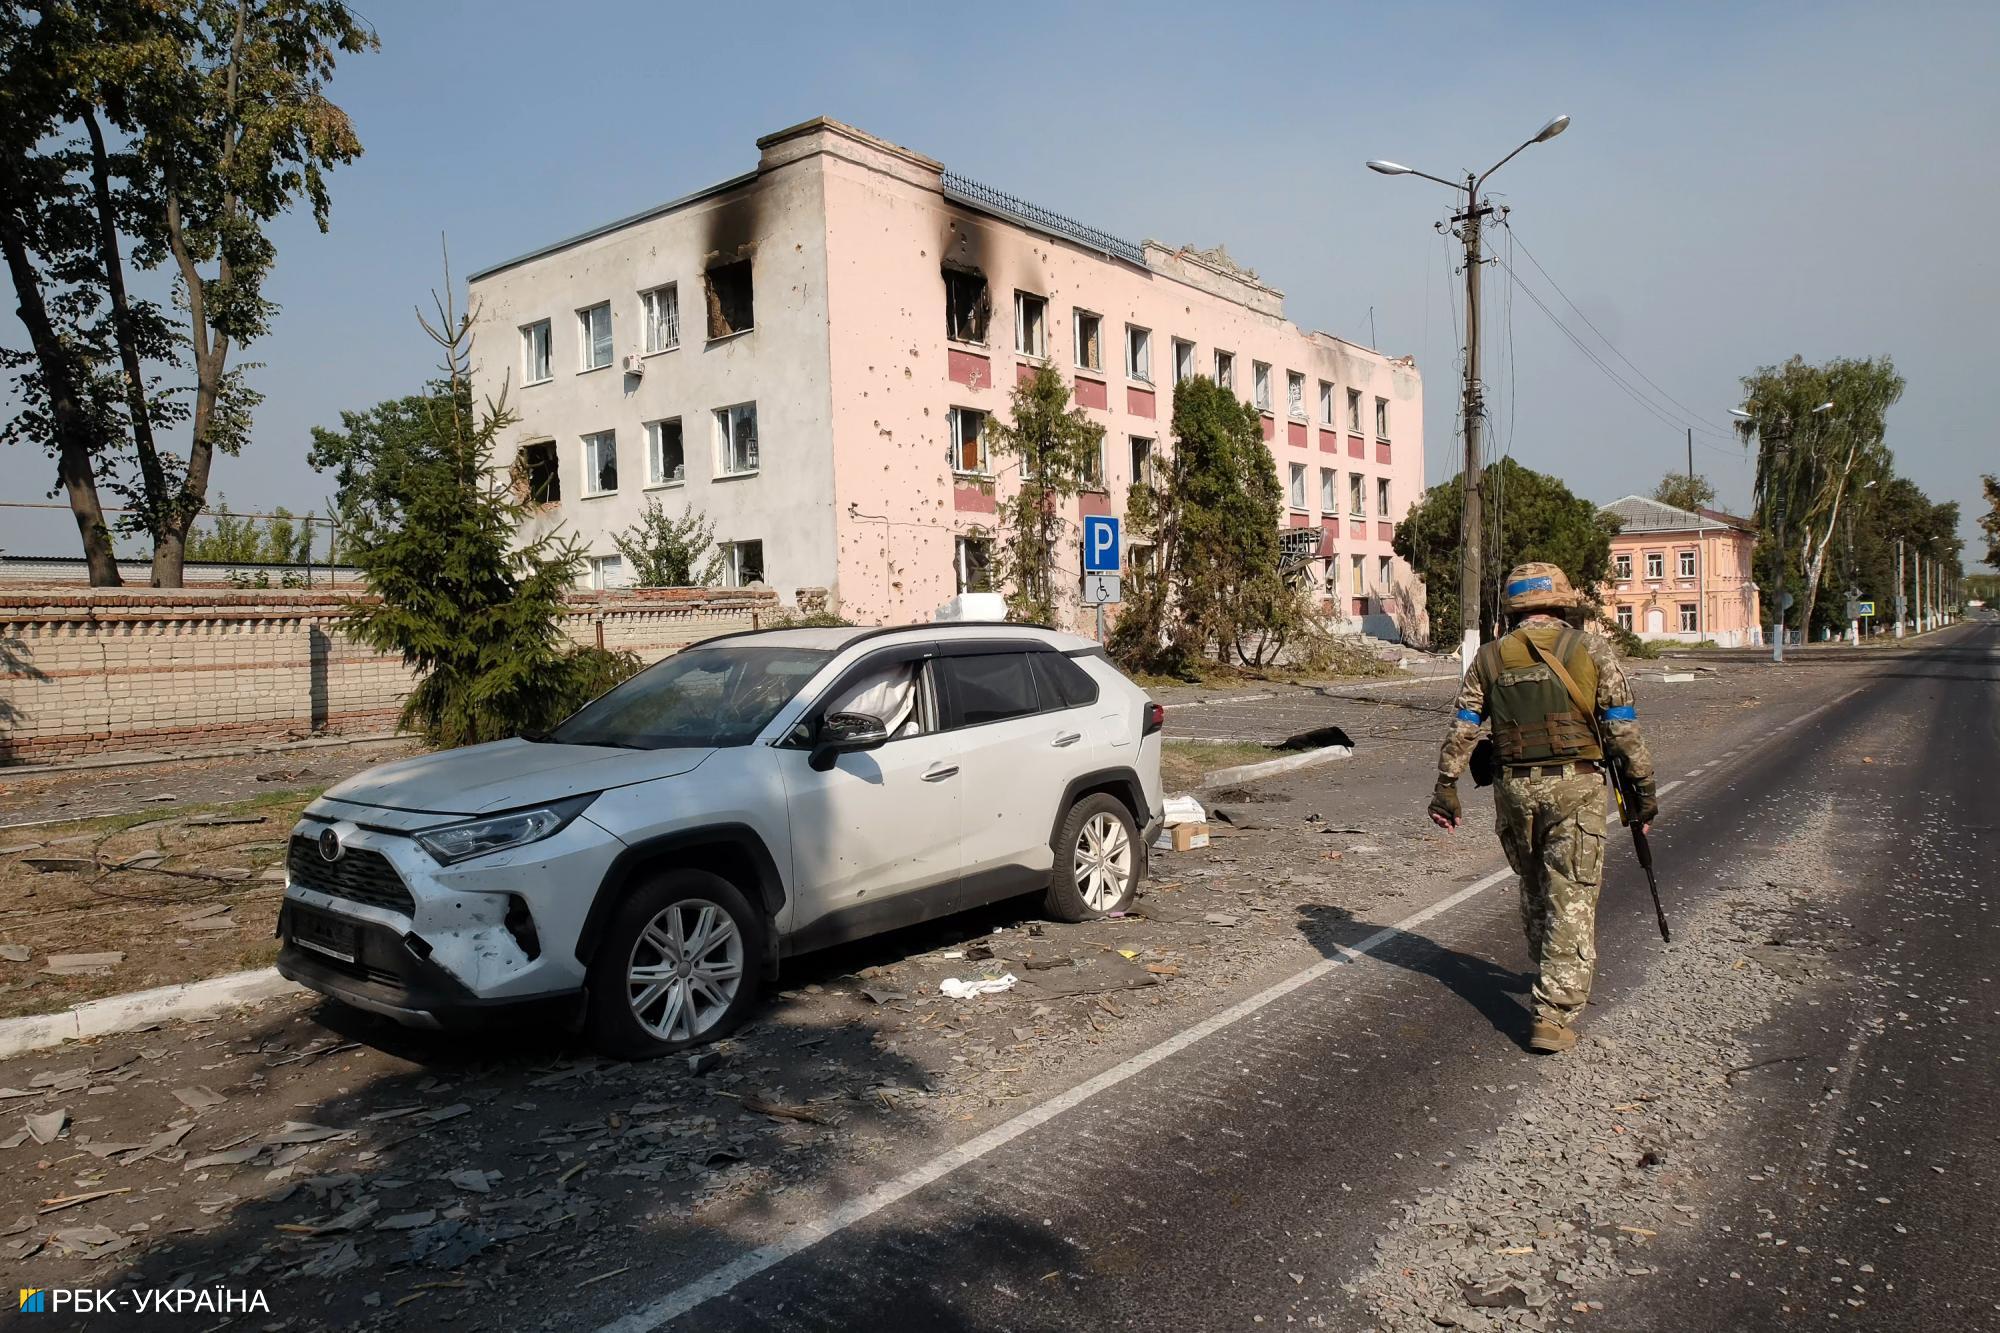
(1599, 496, 1761, 646)
(467, 118, 1424, 637)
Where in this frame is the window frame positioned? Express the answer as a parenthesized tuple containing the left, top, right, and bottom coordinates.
(1172, 338, 1195, 385)
(1678, 549, 1697, 579)
(715, 402, 759, 477)
(948, 406, 989, 476)
(580, 429, 618, 498)
(1679, 602, 1699, 633)
(937, 650, 1044, 730)
(1319, 379, 1335, 426)
(1320, 467, 1337, 513)
(521, 319, 552, 385)
(721, 539, 764, 588)
(1614, 552, 1633, 581)
(1214, 349, 1234, 389)
(1351, 553, 1365, 596)
(1072, 309, 1103, 371)
(1379, 555, 1392, 588)
(954, 534, 993, 595)
(1130, 435, 1154, 489)
(645, 418, 685, 487)
(1347, 387, 1363, 433)
(1349, 472, 1365, 517)
(588, 553, 624, 590)
(1645, 551, 1665, 580)
(1287, 370, 1306, 420)
(1013, 290, 1048, 359)
(577, 302, 613, 373)
(944, 267, 991, 345)
(1617, 604, 1635, 631)
(1288, 462, 1307, 512)
(640, 284, 680, 355)
(1376, 477, 1391, 518)
(1252, 361, 1272, 412)
(1125, 324, 1152, 383)
(1374, 395, 1390, 439)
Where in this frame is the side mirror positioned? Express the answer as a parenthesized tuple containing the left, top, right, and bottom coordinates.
(809, 711, 889, 770)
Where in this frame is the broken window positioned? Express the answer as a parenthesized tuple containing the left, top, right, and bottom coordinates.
(1126, 325, 1151, 382)
(1347, 387, 1362, 432)
(582, 430, 618, 496)
(1082, 437, 1104, 489)
(522, 320, 552, 383)
(723, 539, 764, 587)
(1073, 310, 1102, 370)
(648, 418, 684, 484)
(1130, 436, 1154, 488)
(578, 303, 613, 370)
(1173, 339, 1195, 385)
(642, 284, 679, 353)
(1288, 371, 1306, 419)
(1253, 361, 1272, 411)
(1349, 472, 1365, 516)
(949, 407, 987, 475)
(955, 535, 992, 594)
(1288, 462, 1307, 510)
(1377, 477, 1391, 517)
(944, 267, 991, 343)
(704, 258, 754, 339)
(516, 440, 560, 505)
(1014, 291, 1047, 358)
(1319, 379, 1334, 425)
(1214, 349, 1234, 389)
(716, 403, 759, 475)
(1375, 395, 1390, 437)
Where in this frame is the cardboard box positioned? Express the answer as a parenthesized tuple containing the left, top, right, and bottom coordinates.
(1169, 822, 1210, 852)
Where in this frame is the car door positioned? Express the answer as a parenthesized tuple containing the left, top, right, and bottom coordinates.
(777, 648, 963, 946)
(939, 646, 1085, 884)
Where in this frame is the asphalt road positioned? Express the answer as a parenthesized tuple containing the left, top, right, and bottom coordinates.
(593, 623, 1999, 1332)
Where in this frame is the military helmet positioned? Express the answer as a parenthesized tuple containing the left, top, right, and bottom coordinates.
(1502, 562, 1580, 613)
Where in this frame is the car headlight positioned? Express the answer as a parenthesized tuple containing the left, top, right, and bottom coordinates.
(416, 795, 597, 865)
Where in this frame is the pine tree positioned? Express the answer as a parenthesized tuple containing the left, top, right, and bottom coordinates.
(341, 269, 634, 748)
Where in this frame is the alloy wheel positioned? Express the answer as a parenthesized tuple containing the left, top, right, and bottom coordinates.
(625, 898, 744, 1042)
(1074, 811, 1133, 912)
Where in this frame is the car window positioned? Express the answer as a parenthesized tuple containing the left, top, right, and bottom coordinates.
(1030, 652, 1099, 709)
(942, 653, 1041, 727)
(552, 646, 830, 749)
(825, 660, 931, 739)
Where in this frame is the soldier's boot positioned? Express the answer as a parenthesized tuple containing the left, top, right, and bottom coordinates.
(1528, 1018, 1577, 1054)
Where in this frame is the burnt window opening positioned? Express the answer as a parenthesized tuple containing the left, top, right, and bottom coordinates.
(944, 266, 990, 344)
(704, 257, 754, 339)
(516, 440, 560, 505)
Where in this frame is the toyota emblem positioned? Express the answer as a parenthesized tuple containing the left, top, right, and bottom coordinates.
(317, 827, 344, 863)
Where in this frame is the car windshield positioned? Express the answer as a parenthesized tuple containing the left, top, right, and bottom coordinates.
(551, 646, 832, 750)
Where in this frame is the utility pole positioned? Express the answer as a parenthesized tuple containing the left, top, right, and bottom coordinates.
(1895, 539, 1905, 639)
(1687, 428, 1694, 486)
(1455, 176, 1492, 667)
(1367, 114, 1569, 676)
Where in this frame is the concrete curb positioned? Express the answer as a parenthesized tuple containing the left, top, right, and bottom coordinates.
(0, 968, 302, 1060)
(1201, 744, 1353, 788)
(0, 731, 414, 778)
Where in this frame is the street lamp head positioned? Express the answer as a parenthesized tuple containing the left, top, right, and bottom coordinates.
(1533, 114, 1571, 144)
(1366, 160, 1413, 176)
(1729, 408, 1754, 420)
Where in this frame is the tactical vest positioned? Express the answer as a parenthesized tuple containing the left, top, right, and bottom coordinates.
(1473, 624, 1602, 765)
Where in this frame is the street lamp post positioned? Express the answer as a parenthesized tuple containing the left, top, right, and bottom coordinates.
(1368, 114, 1569, 676)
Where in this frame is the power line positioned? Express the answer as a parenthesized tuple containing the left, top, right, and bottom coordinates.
(1504, 220, 1728, 434)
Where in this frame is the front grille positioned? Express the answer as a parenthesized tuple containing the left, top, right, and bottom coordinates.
(287, 835, 416, 916)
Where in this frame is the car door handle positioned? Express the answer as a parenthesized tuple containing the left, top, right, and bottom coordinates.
(922, 765, 959, 782)
(1052, 732, 1083, 747)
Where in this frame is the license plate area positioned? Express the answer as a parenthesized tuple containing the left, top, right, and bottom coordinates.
(289, 905, 361, 964)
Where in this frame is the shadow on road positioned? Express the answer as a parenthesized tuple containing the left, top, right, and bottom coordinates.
(1295, 902, 1535, 1051)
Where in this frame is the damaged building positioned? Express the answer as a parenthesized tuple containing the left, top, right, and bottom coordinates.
(468, 118, 1424, 634)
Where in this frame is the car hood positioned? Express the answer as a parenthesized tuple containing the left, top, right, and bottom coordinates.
(320, 738, 716, 816)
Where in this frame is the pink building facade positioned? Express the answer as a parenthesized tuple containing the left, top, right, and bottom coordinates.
(467, 119, 1424, 635)
(1599, 496, 1761, 647)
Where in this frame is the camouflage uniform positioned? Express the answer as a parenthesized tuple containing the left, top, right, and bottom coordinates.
(1436, 591, 1654, 1032)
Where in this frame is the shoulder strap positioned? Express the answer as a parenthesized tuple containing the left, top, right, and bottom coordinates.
(1523, 632, 1600, 743)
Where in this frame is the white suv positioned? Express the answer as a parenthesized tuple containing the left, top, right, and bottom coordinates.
(277, 623, 1165, 1057)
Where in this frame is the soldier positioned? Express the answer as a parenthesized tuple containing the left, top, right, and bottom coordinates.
(1426, 563, 1658, 1054)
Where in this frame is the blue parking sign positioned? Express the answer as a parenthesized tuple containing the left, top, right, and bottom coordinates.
(1082, 515, 1121, 573)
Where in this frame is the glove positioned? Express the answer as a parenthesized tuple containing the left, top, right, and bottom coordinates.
(1428, 778, 1461, 827)
(1630, 780, 1659, 827)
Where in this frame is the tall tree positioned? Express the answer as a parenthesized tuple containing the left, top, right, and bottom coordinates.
(1393, 457, 1615, 652)
(1650, 471, 1716, 514)
(0, 1, 375, 587)
(1110, 377, 1291, 672)
(1736, 355, 1904, 642)
(985, 363, 1104, 624)
(1981, 475, 2000, 570)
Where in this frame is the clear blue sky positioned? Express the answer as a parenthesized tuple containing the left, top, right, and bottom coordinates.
(5, 0, 1996, 565)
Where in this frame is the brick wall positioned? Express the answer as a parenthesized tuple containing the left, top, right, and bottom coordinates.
(0, 586, 780, 764)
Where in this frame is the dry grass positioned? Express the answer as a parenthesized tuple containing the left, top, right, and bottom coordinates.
(1161, 740, 1279, 792)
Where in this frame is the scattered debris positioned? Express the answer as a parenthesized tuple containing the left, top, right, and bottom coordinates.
(41, 952, 125, 975)
(24, 1110, 67, 1144)
(939, 974, 1018, 1000)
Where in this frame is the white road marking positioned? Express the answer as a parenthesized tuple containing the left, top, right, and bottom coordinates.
(1658, 780, 1684, 794)
(1703, 760, 1722, 768)
(1684, 769, 1705, 778)
(593, 865, 1519, 1333)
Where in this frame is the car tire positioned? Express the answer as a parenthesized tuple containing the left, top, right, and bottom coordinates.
(583, 870, 764, 1059)
(1045, 793, 1141, 923)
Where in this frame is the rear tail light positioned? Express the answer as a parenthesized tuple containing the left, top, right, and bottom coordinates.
(1143, 701, 1165, 735)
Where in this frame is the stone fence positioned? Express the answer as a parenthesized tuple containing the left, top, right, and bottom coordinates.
(0, 586, 783, 764)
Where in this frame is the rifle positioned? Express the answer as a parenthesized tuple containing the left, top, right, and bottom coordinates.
(1522, 634, 1672, 944)
(1606, 751, 1671, 943)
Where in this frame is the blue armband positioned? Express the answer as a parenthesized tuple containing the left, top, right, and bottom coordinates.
(1456, 709, 1483, 724)
(1600, 705, 1636, 721)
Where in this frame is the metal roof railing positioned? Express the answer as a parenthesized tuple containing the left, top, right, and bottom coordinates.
(940, 171, 1146, 265)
